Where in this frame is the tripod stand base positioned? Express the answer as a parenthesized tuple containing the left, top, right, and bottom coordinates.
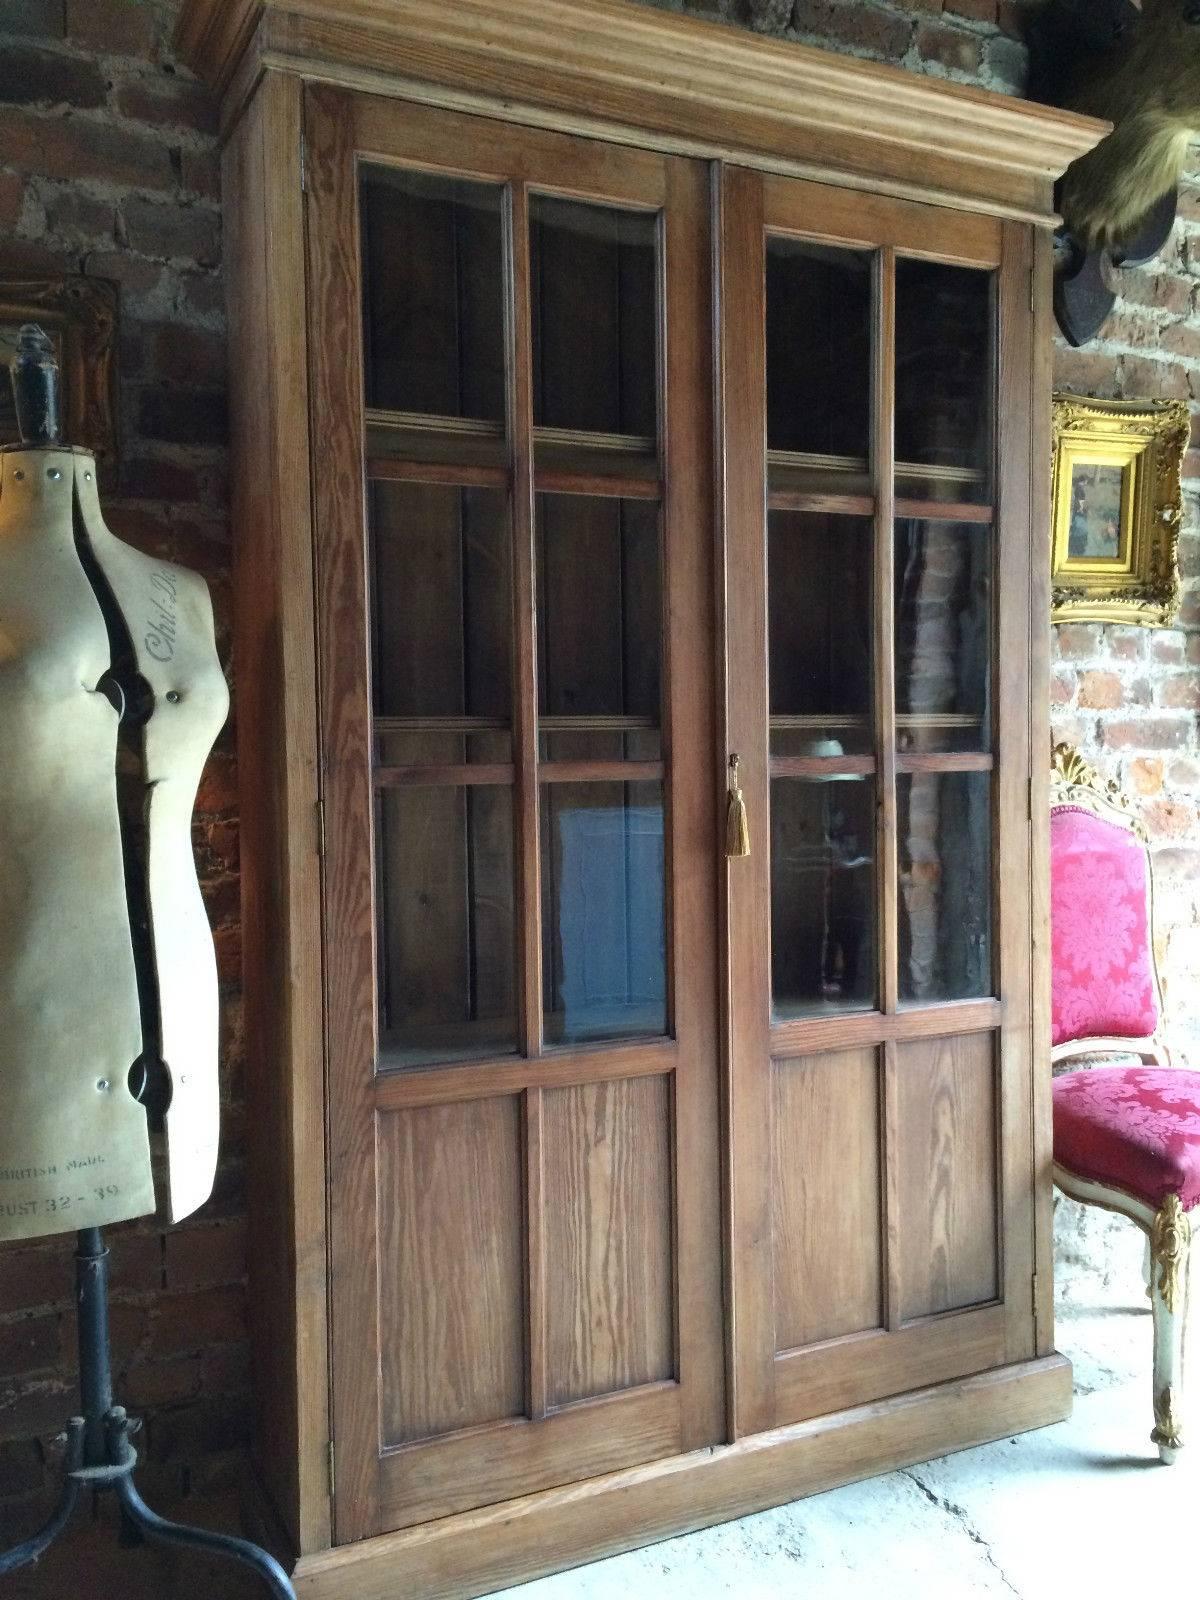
(0, 1407, 295, 1598)
(0, 1229, 296, 1599)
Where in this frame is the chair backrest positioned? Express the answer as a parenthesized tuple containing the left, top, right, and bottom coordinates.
(1049, 744, 1162, 1058)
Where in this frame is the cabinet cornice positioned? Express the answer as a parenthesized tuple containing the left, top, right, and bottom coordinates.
(176, 0, 1106, 220)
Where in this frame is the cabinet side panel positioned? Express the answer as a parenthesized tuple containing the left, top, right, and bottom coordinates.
(224, 69, 329, 1556)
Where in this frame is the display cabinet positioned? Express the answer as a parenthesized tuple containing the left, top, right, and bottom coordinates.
(176, 2, 1107, 1595)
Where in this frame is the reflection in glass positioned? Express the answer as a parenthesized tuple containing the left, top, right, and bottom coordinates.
(361, 167, 505, 421)
(531, 197, 657, 439)
(541, 783, 667, 1045)
(895, 259, 993, 502)
(898, 772, 992, 1003)
(895, 519, 990, 754)
(377, 786, 517, 1065)
(371, 483, 511, 723)
(769, 512, 872, 755)
(766, 240, 872, 462)
(537, 496, 661, 723)
(771, 778, 876, 1017)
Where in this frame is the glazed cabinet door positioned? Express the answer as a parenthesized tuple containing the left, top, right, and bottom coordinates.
(305, 87, 723, 1540)
(720, 168, 1039, 1436)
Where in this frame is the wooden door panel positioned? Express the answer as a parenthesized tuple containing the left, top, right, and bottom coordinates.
(378, 1098, 526, 1446)
(897, 1032, 999, 1322)
(544, 1076, 674, 1407)
(720, 162, 1037, 1436)
(309, 85, 722, 1541)
(772, 1047, 883, 1352)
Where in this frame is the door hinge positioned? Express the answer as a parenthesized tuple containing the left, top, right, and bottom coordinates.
(328, 1439, 335, 1501)
(300, 134, 307, 194)
(316, 795, 327, 860)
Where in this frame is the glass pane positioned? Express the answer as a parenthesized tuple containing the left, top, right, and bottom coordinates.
(770, 512, 872, 757)
(361, 167, 505, 422)
(898, 771, 992, 1003)
(895, 259, 993, 504)
(377, 786, 517, 1066)
(539, 728, 661, 764)
(895, 518, 991, 754)
(531, 197, 657, 441)
(371, 483, 511, 727)
(541, 782, 667, 1045)
(378, 730, 511, 767)
(537, 496, 661, 724)
(771, 778, 876, 1017)
(766, 239, 872, 476)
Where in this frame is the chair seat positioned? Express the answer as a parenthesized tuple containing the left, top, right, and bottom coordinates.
(1054, 1067, 1200, 1212)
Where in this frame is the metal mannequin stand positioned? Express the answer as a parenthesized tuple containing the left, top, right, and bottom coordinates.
(0, 1229, 296, 1598)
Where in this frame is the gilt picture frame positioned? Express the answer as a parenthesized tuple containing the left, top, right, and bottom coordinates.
(0, 276, 119, 468)
(1051, 394, 1189, 628)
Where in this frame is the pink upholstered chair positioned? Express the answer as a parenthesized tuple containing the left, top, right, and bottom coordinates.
(1050, 744, 1199, 1464)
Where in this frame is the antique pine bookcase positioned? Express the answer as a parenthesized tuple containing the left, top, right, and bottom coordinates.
(175, 3, 1107, 1595)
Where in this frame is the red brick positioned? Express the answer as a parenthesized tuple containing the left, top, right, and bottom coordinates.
(119, 454, 204, 502)
(137, 386, 227, 447)
(1117, 271, 1195, 318)
(1077, 670, 1123, 709)
(180, 148, 221, 202)
(1129, 757, 1164, 796)
(0, 1315, 60, 1375)
(1123, 354, 1190, 400)
(0, 170, 23, 227)
(0, 1244, 73, 1314)
(791, 0, 912, 60)
(915, 19, 983, 73)
(121, 1354, 203, 1410)
(0, 44, 106, 108)
(116, 77, 219, 137)
(105, 1228, 164, 1294)
(121, 196, 221, 268)
(1168, 757, 1200, 788)
(1107, 629, 1147, 662)
(151, 1286, 246, 1357)
(0, 1378, 75, 1444)
(67, 0, 157, 56)
(165, 1220, 246, 1291)
(44, 185, 117, 244)
(1102, 716, 1192, 751)
(1145, 800, 1195, 840)
(0, 1438, 44, 1499)
(945, 0, 996, 20)
(2, 0, 67, 38)
(1054, 623, 1102, 661)
(1050, 670, 1075, 707)
(151, 322, 227, 386)
(1156, 674, 1200, 710)
(0, 106, 174, 193)
(1161, 321, 1200, 361)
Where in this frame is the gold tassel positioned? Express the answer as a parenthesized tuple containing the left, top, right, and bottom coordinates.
(726, 754, 750, 859)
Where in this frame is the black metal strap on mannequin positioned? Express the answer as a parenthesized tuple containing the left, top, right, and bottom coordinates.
(0, 1230, 296, 1599)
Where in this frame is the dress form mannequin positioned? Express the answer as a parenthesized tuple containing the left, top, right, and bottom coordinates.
(0, 327, 228, 1239)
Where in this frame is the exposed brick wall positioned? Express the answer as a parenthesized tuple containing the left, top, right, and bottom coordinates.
(0, 0, 245, 1532)
(1052, 196, 1200, 1068)
(0, 0, 1195, 1553)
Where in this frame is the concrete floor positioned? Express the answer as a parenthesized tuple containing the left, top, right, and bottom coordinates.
(6, 1223, 1197, 1598)
(494, 1226, 1198, 1600)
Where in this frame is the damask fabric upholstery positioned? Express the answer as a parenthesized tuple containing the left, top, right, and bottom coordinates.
(1050, 805, 1159, 1048)
(1054, 1067, 1200, 1211)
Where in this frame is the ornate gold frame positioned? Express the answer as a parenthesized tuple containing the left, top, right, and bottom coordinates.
(1051, 394, 1188, 627)
(0, 277, 119, 467)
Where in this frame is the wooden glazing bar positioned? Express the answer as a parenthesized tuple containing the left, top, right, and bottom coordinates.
(534, 468, 663, 500)
(895, 752, 994, 775)
(366, 457, 509, 489)
(767, 491, 875, 517)
(375, 715, 510, 734)
(882, 1037, 902, 1331)
(768, 997, 1002, 1058)
(894, 498, 993, 524)
(524, 1086, 548, 1420)
(507, 181, 544, 1059)
(373, 1039, 680, 1108)
(540, 714, 658, 732)
(874, 246, 899, 1016)
(373, 763, 516, 788)
(770, 756, 875, 779)
(539, 760, 664, 784)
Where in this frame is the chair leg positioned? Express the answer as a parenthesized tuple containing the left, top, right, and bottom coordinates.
(1149, 1195, 1192, 1464)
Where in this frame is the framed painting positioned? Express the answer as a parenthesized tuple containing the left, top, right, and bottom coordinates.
(0, 277, 119, 467)
(1051, 394, 1189, 627)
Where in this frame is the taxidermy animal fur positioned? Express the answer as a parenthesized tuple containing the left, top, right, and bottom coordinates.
(1042, 0, 1200, 247)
